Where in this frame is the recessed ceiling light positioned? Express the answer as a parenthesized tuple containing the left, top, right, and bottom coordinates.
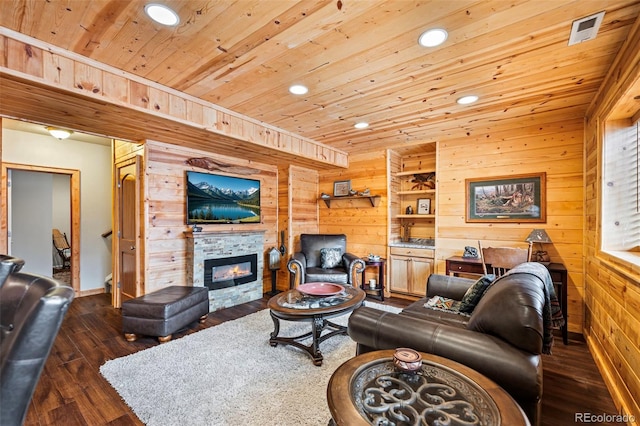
(354, 122, 369, 129)
(456, 95, 479, 105)
(418, 28, 448, 47)
(289, 84, 308, 95)
(144, 3, 180, 26)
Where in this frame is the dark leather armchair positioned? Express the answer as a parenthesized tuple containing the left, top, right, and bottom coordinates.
(287, 234, 365, 288)
(1, 255, 75, 426)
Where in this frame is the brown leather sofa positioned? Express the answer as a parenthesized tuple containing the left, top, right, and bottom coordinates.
(1, 255, 75, 426)
(348, 264, 552, 426)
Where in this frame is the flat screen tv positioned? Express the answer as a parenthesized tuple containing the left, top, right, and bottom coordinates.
(186, 171, 260, 224)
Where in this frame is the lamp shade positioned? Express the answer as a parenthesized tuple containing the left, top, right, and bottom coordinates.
(525, 229, 552, 244)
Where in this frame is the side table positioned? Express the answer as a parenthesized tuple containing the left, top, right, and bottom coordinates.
(445, 256, 568, 345)
(360, 258, 385, 301)
(327, 349, 530, 425)
(445, 255, 483, 276)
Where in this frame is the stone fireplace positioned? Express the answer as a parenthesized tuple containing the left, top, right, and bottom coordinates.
(185, 230, 265, 311)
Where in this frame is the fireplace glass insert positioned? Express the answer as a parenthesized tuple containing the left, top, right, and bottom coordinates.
(204, 254, 258, 290)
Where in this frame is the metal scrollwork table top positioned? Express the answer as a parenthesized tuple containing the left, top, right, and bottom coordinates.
(327, 350, 530, 426)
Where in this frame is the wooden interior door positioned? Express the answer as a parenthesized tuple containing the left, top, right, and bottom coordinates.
(115, 158, 141, 306)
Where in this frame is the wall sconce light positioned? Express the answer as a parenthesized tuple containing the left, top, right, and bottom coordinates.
(525, 229, 553, 264)
(46, 127, 73, 140)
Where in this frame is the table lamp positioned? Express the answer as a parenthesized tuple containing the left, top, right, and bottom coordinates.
(525, 229, 552, 264)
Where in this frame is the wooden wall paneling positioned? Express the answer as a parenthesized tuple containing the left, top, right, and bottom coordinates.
(275, 164, 289, 291)
(0, 29, 349, 170)
(435, 116, 585, 335)
(114, 140, 144, 163)
(288, 164, 319, 254)
(583, 14, 640, 420)
(5, 37, 42, 77)
(319, 151, 389, 262)
(387, 150, 402, 247)
(141, 140, 278, 295)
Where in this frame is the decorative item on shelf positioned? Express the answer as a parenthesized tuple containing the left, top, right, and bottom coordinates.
(417, 198, 431, 214)
(411, 172, 435, 190)
(320, 192, 331, 199)
(368, 254, 381, 261)
(267, 247, 282, 296)
(462, 246, 478, 258)
(393, 348, 422, 373)
(358, 188, 371, 196)
(279, 231, 287, 256)
(525, 228, 552, 265)
(349, 189, 357, 196)
(405, 205, 414, 214)
(369, 279, 377, 289)
(333, 180, 351, 197)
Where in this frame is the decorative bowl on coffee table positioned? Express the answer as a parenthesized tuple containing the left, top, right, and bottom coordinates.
(297, 282, 344, 296)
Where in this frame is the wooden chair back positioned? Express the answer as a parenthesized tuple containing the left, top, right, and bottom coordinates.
(479, 241, 532, 276)
(52, 229, 70, 250)
(52, 229, 71, 268)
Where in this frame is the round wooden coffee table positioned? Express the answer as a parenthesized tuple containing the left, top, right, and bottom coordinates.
(327, 349, 530, 425)
(268, 284, 365, 366)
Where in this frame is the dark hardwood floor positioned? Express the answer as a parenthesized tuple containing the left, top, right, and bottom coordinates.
(24, 293, 619, 425)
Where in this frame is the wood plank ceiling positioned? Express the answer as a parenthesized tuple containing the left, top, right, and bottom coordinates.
(1, 0, 639, 157)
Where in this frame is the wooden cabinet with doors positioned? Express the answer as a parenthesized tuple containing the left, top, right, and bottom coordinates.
(389, 246, 434, 296)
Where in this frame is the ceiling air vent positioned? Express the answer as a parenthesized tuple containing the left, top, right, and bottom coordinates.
(568, 11, 605, 46)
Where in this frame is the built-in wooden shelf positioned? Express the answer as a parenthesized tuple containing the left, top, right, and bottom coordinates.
(320, 195, 381, 208)
(396, 214, 436, 219)
(397, 189, 436, 195)
(394, 169, 435, 177)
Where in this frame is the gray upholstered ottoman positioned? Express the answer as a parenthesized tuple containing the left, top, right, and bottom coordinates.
(122, 286, 209, 343)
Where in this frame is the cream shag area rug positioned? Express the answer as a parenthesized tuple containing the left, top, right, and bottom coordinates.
(100, 301, 399, 426)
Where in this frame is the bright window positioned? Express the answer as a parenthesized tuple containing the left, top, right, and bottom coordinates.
(602, 118, 640, 253)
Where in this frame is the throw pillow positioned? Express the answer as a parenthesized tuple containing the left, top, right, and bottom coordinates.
(320, 247, 342, 269)
(458, 274, 496, 313)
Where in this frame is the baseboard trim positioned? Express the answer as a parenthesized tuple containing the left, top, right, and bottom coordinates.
(78, 288, 106, 297)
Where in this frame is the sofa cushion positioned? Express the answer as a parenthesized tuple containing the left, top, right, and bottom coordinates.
(401, 298, 471, 328)
(305, 267, 348, 284)
(458, 274, 495, 313)
(467, 273, 544, 354)
(320, 247, 342, 269)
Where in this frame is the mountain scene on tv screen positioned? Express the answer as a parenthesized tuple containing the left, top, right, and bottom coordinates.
(187, 177, 260, 224)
